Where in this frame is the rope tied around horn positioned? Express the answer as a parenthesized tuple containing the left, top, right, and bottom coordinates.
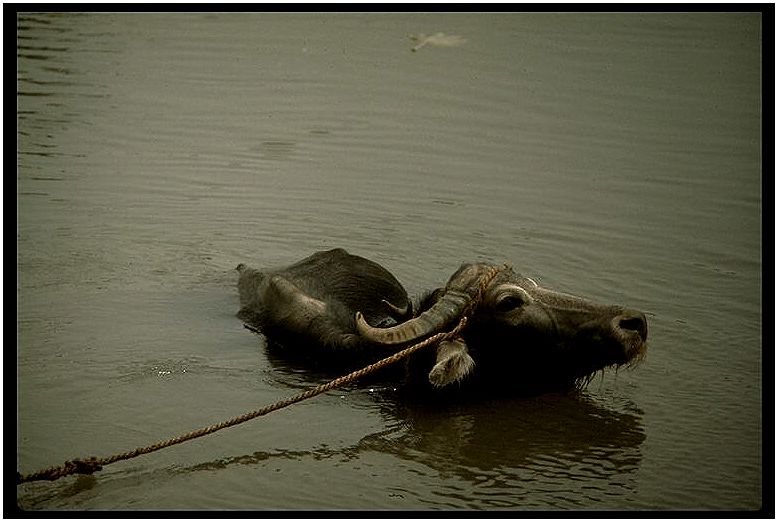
(17, 263, 509, 485)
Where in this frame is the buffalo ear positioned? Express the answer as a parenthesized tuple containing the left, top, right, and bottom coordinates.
(428, 337, 475, 388)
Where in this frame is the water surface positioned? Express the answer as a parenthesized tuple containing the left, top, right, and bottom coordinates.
(17, 12, 763, 511)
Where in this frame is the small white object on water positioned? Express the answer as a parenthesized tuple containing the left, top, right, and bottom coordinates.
(409, 32, 467, 52)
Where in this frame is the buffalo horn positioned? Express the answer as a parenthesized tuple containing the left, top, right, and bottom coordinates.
(381, 299, 409, 318)
(356, 290, 470, 345)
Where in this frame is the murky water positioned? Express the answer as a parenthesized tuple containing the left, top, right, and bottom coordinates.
(16, 12, 763, 511)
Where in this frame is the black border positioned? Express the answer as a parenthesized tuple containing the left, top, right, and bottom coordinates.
(8, 3, 774, 519)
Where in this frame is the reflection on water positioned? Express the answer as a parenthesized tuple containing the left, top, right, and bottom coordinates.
(363, 393, 644, 508)
(134, 391, 644, 509)
(382, 393, 644, 471)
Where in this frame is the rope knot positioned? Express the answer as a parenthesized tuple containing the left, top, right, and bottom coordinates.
(66, 458, 102, 476)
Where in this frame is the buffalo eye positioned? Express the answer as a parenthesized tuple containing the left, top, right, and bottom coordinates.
(496, 294, 525, 312)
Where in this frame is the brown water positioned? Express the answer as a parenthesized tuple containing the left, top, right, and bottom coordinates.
(16, 12, 763, 511)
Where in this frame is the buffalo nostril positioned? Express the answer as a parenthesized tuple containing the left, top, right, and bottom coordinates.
(617, 312, 648, 341)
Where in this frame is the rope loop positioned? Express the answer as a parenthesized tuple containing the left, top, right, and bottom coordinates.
(17, 263, 507, 485)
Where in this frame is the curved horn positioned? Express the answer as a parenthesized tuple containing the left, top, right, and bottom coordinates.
(356, 290, 470, 345)
(381, 299, 410, 318)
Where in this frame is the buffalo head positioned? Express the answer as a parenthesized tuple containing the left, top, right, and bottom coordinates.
(356, 263, 648, 393)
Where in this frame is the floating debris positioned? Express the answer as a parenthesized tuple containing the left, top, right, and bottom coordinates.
(409, 32, 467, 52)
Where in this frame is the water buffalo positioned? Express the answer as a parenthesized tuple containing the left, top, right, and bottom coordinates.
(237, 248, 647, 394)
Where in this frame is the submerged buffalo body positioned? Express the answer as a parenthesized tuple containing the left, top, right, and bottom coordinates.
(237, 249, 411, 356)
(237, 248, 647, 393)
